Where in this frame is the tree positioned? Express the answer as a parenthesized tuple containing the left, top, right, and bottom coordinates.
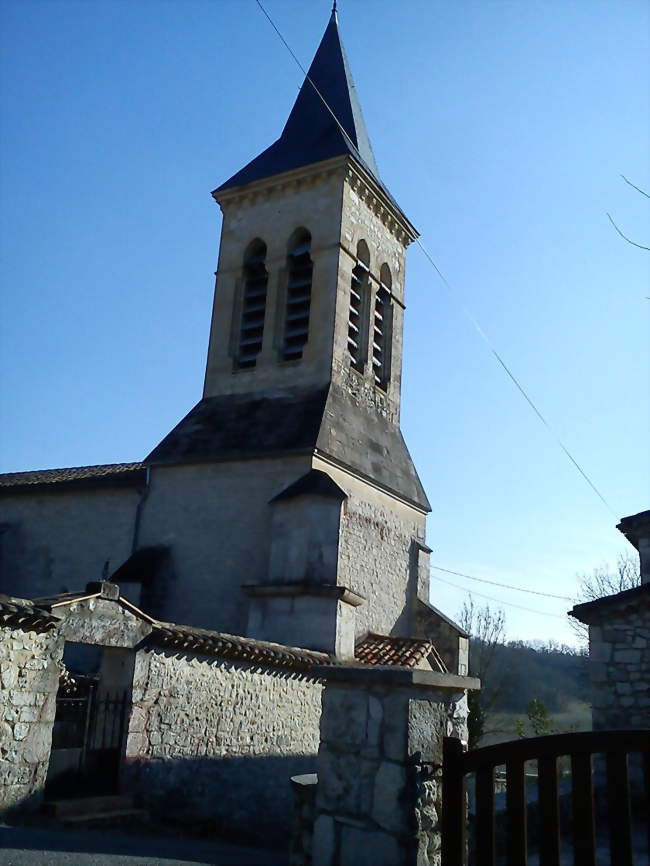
(570, 551, 641, 642)
(515, 698, 553, 738)
(458, 598, 507, 748)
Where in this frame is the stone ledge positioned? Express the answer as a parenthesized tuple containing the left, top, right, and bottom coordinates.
(242, 583, 365, 607)
(313, 664, 480, 691)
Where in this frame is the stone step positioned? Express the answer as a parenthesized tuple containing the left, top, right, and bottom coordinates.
(44, 794, 136, 819)
(62, 807, 149, 828)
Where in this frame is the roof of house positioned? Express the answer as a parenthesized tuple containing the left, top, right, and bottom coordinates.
(149, 621, 332, 673)
(0, 463, 147, 494)
(355, 632, 445, 670)
(569, 581, 650, 624)
(215, 10, 396, 211)
(617, 509, 650, 550)
(0, 594, 59, 632)
(6, 582, 449, 675)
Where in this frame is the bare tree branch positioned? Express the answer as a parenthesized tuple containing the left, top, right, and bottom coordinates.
(606, 213, 650, 251)
(569, 552, 641, 642)
(621, 174, 650, 199)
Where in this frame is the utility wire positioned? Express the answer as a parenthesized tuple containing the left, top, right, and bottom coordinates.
(254, 0, 617, 519)
(434, 573, 569, 620)
(431, 565, 573, 601)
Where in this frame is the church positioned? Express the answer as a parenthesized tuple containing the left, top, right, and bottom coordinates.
(0, 8, 463, 669)
(0, 10, 470, 836)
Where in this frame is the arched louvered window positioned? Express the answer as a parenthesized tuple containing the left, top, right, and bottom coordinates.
(348, 240, 370, 371)
(283, 229, 313, 361)
(237, 239, 268, 369)
(373, 264, 393, 390)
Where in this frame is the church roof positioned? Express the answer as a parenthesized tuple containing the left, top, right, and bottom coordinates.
(145, 385, 431, 512)
(0, 462, 147, 494)
(216, 10, 392, 204)
(270, 469, 348, 503)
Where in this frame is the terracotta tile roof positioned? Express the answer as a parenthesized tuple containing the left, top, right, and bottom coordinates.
(0, 595, 59, 632)
(355, 632, 446, 671)
(0, 463, 147, 493)
(149, 622, 334, 673)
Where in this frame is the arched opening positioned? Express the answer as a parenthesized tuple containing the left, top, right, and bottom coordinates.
(348, 240, 370, 371)
(282, 229, 313, 361)
(372, 263, 393, 390)
(237, 239, 268, 369)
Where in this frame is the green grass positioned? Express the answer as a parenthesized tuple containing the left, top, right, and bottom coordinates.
(479, 701, 592, 747)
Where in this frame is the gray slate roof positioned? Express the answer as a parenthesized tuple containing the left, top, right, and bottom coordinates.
(146, 384, 430, 512)
(216, 10, 401, 217)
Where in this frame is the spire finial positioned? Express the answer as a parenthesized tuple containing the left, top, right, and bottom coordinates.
(332, 1, 337, 16)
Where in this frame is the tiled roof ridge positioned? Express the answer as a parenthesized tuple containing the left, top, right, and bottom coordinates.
(0, 462, 146, 488)
(355, 632, 436, 669)
(150, 621, 333, 673)
(0, 594, 60, 632)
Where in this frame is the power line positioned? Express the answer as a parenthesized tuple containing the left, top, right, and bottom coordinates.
(253, 0, 617, 520)
(434, 573, 569, 620)
(431, 565, 574, 601)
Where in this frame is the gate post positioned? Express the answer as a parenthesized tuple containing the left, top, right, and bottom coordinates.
(309, 666, 478, 866)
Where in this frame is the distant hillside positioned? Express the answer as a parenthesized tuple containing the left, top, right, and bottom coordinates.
(469, 639, 592, 745)
(491, 640, 590, 713)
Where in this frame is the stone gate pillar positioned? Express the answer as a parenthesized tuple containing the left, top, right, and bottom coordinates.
(309, 666, 479, 866)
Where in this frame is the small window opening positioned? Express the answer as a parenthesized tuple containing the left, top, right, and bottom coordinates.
(348, 240, 370, 371)
(283, 229, 313, 361)
(373, 264, 393, 390)
(237, 240, 268, 369)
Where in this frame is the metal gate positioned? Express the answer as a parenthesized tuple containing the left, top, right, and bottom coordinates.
(46, 683, 129, 798)
(441, 729, 649, 866)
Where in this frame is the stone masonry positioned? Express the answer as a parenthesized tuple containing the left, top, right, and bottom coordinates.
(0, 617, 62, 813)
(125, 646, 323, 842)
(308, 666, 476, 866)
(576, 595, 650, 730)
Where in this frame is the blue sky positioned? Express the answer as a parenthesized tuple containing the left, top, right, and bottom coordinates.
(1, 0, 648, 644)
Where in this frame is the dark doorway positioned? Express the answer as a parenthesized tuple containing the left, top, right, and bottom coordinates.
(45, 644, 131, 799)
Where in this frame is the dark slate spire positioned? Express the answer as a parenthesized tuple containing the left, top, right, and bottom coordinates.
(216, 10, 383, 193)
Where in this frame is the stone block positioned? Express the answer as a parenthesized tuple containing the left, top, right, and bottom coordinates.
(316, 746, 376, 815)
(339, 825, 402, 866)
(408, 698, 443, 764)
(372, 760, 408, 833)
(321, 688, 367, 749)
(18, 707, 39, 723)
(383, 691, 408, 761)
(590, 641, 611, 663)
(23, 725, 52, 764)
(613, 649, 641, 664)
(312, 815, 336, 866)
(1, 662, 18, 689)
(13, 723, 29, 741)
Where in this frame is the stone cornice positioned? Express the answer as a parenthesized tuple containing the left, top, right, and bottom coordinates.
(212, 154, 418, 248)
(344, 160, 419, 247)
(212, 155, 348, 211)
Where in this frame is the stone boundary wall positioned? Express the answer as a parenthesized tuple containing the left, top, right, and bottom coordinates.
(0, 625, 62, 814)
(125, 647, 323, 842)
(589, 607, 650, 729)
(309, 668, 472, 866)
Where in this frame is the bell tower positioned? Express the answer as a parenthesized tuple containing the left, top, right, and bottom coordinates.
(145, 10, 431, 653)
